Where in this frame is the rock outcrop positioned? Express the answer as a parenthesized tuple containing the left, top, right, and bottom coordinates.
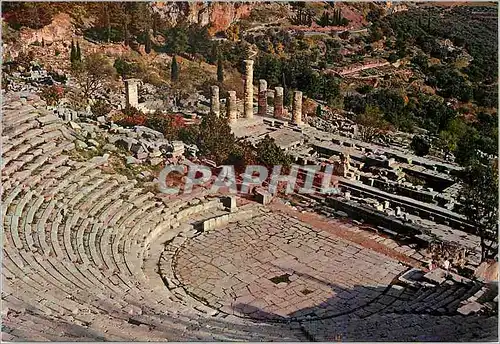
(151, 2, 254, 33)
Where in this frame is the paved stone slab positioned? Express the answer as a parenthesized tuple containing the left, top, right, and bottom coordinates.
(174, 210, 407, 321)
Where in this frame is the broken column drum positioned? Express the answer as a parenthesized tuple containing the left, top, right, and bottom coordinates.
(227, 90, 237, 124)
(292, 90, 303, 125)
(244, 59, 254, 119)
(210, 85, 220, 117)
(124, 79, 139, 109)
(258, 79, 267, 116)
(274, 86, 284, 118)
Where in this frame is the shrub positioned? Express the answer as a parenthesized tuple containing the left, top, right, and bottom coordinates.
(90, 99, 112, 118)
(410, 135, 431, 157)
(40, 85, 64, 106)
(49, 71, 67, 83)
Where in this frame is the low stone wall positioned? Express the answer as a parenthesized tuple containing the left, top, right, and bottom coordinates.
(338, 180, 474, 234)
(324, 197, 429, 244)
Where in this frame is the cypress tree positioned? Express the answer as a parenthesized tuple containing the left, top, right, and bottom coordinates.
(171, 55, 179, 82)
(145, 32, 152, 54)
(217, 58, 224, 83)
(76, 41, 81, 62)
(70, 40, 76, 64)
(210, 43, 218, 64)
(316, 104, 322, 117)
(282, 72, 290, 106)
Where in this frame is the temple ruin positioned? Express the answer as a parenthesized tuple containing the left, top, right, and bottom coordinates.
(124, 78, 139, 109)
(244, 59, 254, 119)
(210, 85, 220, 117)
(258, 79, 267, 116)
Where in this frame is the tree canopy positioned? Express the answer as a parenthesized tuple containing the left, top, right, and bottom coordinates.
(458, 160, 499, 262)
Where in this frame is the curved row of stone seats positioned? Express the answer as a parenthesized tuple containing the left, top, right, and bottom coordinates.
(3, 189, 284, 340)
(5, 172, 215, 303)
(351, 280, 489, 320)
(301, 312, 498, 342)
(2, 92, 495, 341)
(1, 94, 302, 339)
(343, 265, 497, 326)
(1, 95, 210, 333)
(384, 281, 485, 315)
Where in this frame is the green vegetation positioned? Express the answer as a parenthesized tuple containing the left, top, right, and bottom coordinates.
(410, 135, 431, 157)
(458, 161, 498, 261)
(72, 52, 115, 100)
(90, 99, 112, 119)
(170, 55, 179, 82)
(256, 135, 292, 168)
(217, 58, 224, 83)
(145, 31, 152, 54)
(254, 53, 341, 107)
(317, 8, 349, 27)
(289, 3, 313, 26)
(3, 2, 497, 171)
(354, 105, 391, 143)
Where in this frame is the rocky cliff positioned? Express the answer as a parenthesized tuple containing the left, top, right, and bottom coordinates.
(151, 1, 254, 33)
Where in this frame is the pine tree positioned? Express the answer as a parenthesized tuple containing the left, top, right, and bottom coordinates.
(217, 58, 224, 83)
(171, 55, 179, 82)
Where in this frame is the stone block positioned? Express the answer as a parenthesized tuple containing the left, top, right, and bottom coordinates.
(126, 156, 141, 165)
(255, 189, 272, 205)
(221, 196, 237, 211)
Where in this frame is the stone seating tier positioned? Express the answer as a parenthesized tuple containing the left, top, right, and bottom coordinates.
(1, 92, 496, 341)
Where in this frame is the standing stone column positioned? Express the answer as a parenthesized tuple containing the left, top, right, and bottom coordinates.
(274, 86, 284, 118)
(124, 79, 139, 108)
(210, 85, 220, 117)
(258, 79, 267, 116)
(244, 59, 254, 119)
(292, 90, 303, 125)
(227, 90, 237, 124)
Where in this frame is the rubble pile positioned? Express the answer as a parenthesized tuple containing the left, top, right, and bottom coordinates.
(72, 120, 198, 167)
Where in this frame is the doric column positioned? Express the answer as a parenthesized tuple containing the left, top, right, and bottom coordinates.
(292, 90, 303, 125)
(244, 59, 254, 119)
(227, 90, 237, 124)
(210, 85, 220, 117)
(258, 79, 267, 116)
(274, 86, 284, 118)
(124, 79, 139, 108)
